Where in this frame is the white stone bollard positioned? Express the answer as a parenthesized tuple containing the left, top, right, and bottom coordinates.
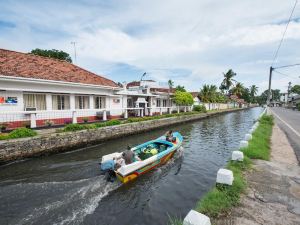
(239, 140, 248, 148)
(231, 151, 244, 161)
(245, 133, 252, 141)
(183, 210, 211, 225)
(216, 169, 234, 185)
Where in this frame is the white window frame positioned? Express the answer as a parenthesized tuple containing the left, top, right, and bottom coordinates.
(23, 93, 46, 111)
(94, 96, 106, 109)
(52, 94, 70, 110)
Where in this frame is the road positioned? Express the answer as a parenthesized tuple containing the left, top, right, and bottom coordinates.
(270, 107, 300, 163)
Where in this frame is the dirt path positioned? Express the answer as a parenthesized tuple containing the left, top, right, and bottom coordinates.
(215, 124, 300, 225)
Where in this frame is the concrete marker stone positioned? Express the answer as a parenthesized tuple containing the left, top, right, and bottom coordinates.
(216, 168, 234, 185)
(239, 140, 248, 148)
(183, 210, 211, 225)
(232, 151, 244, 161)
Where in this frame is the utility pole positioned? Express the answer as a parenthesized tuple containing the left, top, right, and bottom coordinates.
(267, 66, 273, 106)
(70, 42, 77, 64)
(288, 82, 292, 97)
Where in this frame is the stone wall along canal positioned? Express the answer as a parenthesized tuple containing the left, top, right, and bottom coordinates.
(0, 107, 263, 225)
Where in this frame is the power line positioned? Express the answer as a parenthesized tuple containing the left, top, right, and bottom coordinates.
(271, 0, 298, 66)
(273, 70, 299, 79)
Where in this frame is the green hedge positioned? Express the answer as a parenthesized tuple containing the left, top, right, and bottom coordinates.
(193, 105, 207, 113)
(0, 128, 37, 140)
(63, 119, 121, 132)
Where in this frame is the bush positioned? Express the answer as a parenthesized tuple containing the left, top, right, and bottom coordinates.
(83, 117, 89, 123)
(63, 124, 85, 132)
(105, 119, 121, 126)
(193, 105, 207, 113)
(7, 128, 37, 139)
(297, 103, 300, 111)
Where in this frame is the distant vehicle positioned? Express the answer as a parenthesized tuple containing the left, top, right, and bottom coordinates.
(100, 132, 183, 183)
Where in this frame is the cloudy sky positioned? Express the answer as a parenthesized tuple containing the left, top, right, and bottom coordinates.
(0, 0, 300, 93)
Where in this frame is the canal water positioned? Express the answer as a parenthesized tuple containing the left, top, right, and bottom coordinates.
(0, 108, 262, 225)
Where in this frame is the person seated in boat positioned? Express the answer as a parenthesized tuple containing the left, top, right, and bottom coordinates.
(165, 130, 173, 142)
(165, 130, 177, 143)
(122, 146, 141, 164)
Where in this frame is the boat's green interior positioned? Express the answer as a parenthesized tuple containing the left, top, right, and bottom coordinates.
(134, 142, 169, 160)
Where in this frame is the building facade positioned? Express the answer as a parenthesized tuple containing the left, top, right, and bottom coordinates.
(0, 49, 183, 130)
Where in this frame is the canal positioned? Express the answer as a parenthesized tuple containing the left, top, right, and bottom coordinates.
(0, 107, 262, 225)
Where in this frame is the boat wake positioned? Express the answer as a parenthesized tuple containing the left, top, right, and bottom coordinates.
(8, 176, 122, 225)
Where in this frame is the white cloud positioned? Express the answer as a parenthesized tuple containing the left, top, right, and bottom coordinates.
(0, 0, 299, 92)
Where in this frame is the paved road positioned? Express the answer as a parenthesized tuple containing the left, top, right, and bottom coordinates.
(270, 107, 300, 163)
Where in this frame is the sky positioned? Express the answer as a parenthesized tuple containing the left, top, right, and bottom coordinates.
(0, 0, 300, 93)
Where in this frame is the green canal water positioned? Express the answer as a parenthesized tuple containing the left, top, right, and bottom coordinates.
(0, 107, 262, 225)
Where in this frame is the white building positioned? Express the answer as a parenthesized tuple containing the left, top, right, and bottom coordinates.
(0, 49, 127, 129)
(0, 49, 183, 130)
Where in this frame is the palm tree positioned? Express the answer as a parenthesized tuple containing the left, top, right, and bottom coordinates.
(199, 84, 218, 103)
(220, 69, 237, 95)
(168, 79, 174, 89)
(250, 85, 258, 103)
(232, 82, 244, 98)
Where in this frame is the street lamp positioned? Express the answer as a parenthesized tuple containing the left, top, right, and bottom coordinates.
(140, 72, 146, 81)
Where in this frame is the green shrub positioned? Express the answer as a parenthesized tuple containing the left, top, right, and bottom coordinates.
(8, 128, 37, 139)
(296, 103, 300, 111)
(85, 124, 97, 129)
(63, 124, 85, 132)
(105, 119, 121, 126)
(0, 134, 9, 140)
(95, 122, 107, 128)
(193, 105, 207, 113)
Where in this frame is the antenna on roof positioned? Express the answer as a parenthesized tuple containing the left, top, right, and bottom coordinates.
(70, 42, 77, 64)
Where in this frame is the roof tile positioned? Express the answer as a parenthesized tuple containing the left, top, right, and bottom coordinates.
(0, 48, 118, 87)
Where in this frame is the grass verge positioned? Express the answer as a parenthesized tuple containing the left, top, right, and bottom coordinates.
(0, 128, 37, 140)
(168, 114, 273, 224)
(196, 114, 273, 218)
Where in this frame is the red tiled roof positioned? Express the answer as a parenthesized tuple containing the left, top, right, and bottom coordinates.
(0, 48, 118, 87)
(150, 88, 175, 94)
(189, 92, 199, 98)
(127, 81, 141, 87)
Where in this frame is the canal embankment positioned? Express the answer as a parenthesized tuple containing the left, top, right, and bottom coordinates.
(0, 107, 246, 164)
(213, 122, 300, 225)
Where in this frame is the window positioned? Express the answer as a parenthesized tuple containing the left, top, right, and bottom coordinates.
(156, 99, 161, 107)
(95, 96, 106, 109)
(24, 93, 46, 110)
(52, 95, 70, 110)
(75, 96, 89, 109)
(163, 99, 167, 107)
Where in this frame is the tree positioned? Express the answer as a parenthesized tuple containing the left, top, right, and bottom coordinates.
(174, 91, 194, 105)
(199, 84, 218, 103)
(250, 85, 258, 103)
(231, 82, 244, 98)
(168, 79, 174, 89)
(291, 85, 300, 95)
(241, 87, 251, 103)
(220, 69, 237, 95)
(271, 89, 281, 101)
(175, 85, 186, 92)
(30, 48, 72, 63)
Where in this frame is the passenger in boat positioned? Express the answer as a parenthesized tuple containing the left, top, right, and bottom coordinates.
(122, 146, 141, 164)
(165, 130, 173, 142)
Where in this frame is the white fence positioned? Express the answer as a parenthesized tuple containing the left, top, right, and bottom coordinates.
(0, 106, 192, 129)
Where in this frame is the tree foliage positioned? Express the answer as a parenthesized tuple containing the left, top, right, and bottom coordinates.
(175, 85, 186, 92)
(220, 69, 237, 94)
(174, 91, 194, 105)
(30, 48, 72, 63)
(291, 85, 300, 95)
